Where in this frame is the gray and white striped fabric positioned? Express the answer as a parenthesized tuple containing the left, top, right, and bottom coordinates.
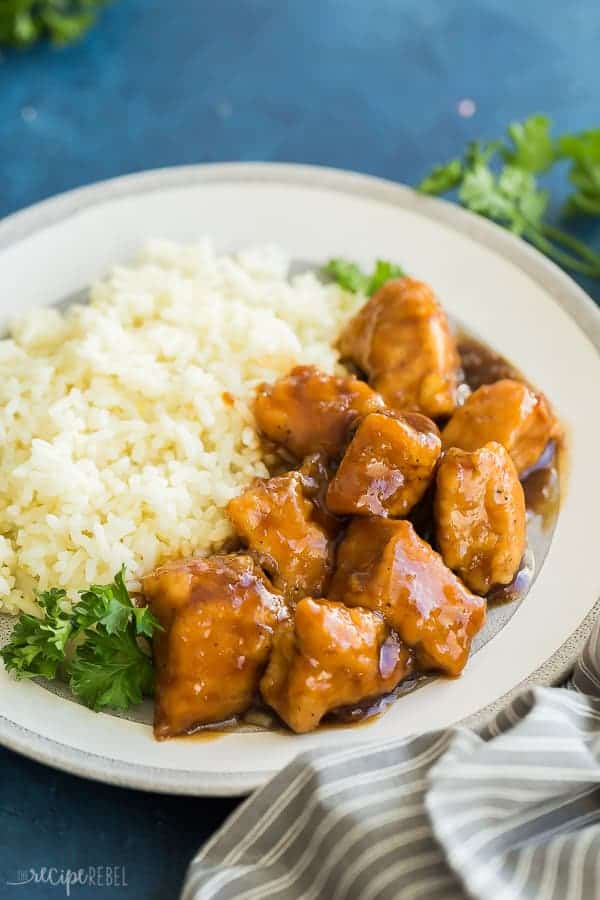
(182, 621, 600, 900)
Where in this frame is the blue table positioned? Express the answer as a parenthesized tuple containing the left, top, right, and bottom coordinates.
(1, 2, 599, 897)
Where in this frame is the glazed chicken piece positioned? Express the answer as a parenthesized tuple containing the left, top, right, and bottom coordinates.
(329, 518, 485, 676)
(338, 278, 460, 418)
(435, 442, 526, 595)
(326, 411, 441, 517)
(253, 365, 385, 460)
(260, 597, 414, 733)
(143, 555, 286, 739)
(442, 379, 561, 475)
(227, 471, 335, 602)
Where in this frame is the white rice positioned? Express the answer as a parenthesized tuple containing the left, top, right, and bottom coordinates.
(0, 239, 362, 615)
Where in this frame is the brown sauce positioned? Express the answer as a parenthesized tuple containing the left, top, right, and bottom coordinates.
(177, 727, 231, 742)
(326, 674, 423, 727)
(457, 335, 520, 389)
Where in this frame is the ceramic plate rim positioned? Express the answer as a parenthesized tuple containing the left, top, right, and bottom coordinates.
(0, 161, 598, 796)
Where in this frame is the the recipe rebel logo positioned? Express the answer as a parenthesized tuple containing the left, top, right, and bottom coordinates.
(6, 865, 128, 896)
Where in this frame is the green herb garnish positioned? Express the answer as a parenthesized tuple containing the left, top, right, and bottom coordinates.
(418, 114, 600, 279)
(69, 625, 155, 712)
(0, 0, 113, 47)
(0, 588, 74, 680)
(1, 567, 161, 712)
(559, 130, 600, 217)
(324, 258, 405, 295)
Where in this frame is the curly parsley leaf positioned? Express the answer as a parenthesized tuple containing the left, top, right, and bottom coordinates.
(0, 588, 73, 680)
(74, 566, 160, 637)
(1, 569, 160, 712)
(70, 568, 160, 709)
(324, 258, 405, 295)
(0, 1, 113, 47)
(131, 605, 160, 639)
(70, 627, 155, 711)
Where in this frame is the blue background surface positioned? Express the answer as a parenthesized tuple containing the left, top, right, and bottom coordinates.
(1, 1, 599, 897)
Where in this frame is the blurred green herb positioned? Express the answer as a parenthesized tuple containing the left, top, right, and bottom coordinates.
(0, 0, 113, 47)
(324, 258, 405, 295)
(1, 567, 161, 712)
(559, 131, 600, 218)
(418, 115, 600, 278)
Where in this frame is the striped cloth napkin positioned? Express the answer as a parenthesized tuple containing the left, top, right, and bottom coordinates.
(182, 621, 600, 900)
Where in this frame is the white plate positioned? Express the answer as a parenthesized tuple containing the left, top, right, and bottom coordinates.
(0, 163, 599, 796)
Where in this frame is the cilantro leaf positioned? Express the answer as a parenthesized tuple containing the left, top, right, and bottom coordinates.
(497, 166, 548, 233)
(459, 163, 515, 223)
(0, 588, 73, 680)
(465, 140, 504, 168)
(559, 130, 600, 217)
(418, 115, 600, 278)
(323, 259, 370, 293)
(368, 260, 405, 293)
(500, 168, 548, 229)
(70, 627, 154, 711)
(458, 159, 549, 236)
(0, 1, 113, 47)
(417, 159, 463, 195)
(324, 258, 405, 295)
(503, 115, 556, 173)
(416, 142, 502, 198)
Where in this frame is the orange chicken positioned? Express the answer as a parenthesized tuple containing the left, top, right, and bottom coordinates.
(338, 278, 460, 417)
(254, 365, 385, 460)
(227, 471, 335, 602)
(434, 442, 526, 594)
(260, 597, 413, 733)
(442, 379, 560, 474)
(143, 555, 286, 738)
(329, 518, 485, 676)
(326, 411, 441, 517)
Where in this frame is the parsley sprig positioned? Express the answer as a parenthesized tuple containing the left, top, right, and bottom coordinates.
(1, 568, 161, 712)
(418, 115, 600, 279)
(559, 131, 600, 218)
(0, 0, 112, 47)
(1, 588, 74, 681)
(324, 258, 405, 294)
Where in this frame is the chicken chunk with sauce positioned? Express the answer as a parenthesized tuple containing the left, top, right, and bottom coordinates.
(442, 379, 560, 474)
(260, 597, 414, 733)
(143, 555, 286, 739)
(254, 365, 385, 460)
(326, 411, 441, 517)
(338, 278, 460, 418)
(227, 471, 335, 602)
(435, 442, 526, 595)
(329, 518, 485, 676)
